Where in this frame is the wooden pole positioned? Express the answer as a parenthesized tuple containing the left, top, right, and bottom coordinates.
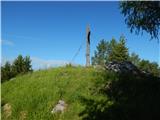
(86, 25, 91, 67)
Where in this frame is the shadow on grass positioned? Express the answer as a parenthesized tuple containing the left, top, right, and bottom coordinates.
(79, 73, 160, 120)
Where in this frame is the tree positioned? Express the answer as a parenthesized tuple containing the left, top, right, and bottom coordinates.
(92, 39, 110, 66)
(138, 60, 160, 76)
(129, 52, 141, 66)
(1, 55, 33, 83)
(109, 36, 129, 61)
(12, 55, 25, 75)
(92, 36, 129, 66)
(92, 38, 118, 66)
(12, 55, 32, 74)
(108, 38, 117, 56)
(1, 62, 13, 82)
(120, 1, 160, 39)
(23, 56, 32, 73)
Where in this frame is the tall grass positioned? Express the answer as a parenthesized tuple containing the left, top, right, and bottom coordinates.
(1, 66, 105, 120)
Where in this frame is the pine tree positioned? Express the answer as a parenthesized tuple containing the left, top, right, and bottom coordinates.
(129, 52, 141, 66)
(109, 35, 129, 62)
(92, 36, 129, 66)
(24, 56, 32, 72)
(92, 39, 109, 66)
(1, 61, 13, 82)
(138, 60, 160, 76)
(1, 55, 33, 83)
(12, 55, 25, 74)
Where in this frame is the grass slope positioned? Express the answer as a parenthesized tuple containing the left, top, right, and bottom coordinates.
(1, 66, 105, 120)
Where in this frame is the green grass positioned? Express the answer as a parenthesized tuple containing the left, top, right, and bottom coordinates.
(2, 66, 160, 120)
(1, 66, 105, 120)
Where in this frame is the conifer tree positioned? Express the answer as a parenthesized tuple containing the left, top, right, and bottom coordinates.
(24, 56, 32, 72)
(12, 55, 32, 74)
(1, 55, 33, 83)
(109, 35, 129, 61)
(92, 36, 129, 66)
(129, 52, 141, 66)
(12, 55, 25, 74)
(138, 60, 160, 76)
(92, 39, 110, 66)
(1, 61, 13, 82)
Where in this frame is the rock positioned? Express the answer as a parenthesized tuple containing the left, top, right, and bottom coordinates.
(51, 100, 67, 114)
(20, 111, 27, 120)
(3, 103, 12, 118)
(10, 78, 15, 81)
(105, 61, 158, 78)
(105, 61, 140, 75)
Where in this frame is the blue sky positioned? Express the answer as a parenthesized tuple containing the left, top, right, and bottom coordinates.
(1, 1, 159, 69)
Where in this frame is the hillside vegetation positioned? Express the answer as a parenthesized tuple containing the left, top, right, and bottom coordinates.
(1, 66, 105, 120)
(2, 66, 160, 120)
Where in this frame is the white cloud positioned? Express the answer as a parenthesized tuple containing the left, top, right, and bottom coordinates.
(1, 56, 78, 70)
(31, 57, 71, 70)
(1, 40, 14, 46)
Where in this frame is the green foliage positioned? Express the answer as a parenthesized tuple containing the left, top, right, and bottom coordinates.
(1, 67, 101, 120)
(12, 55, 25, 75)
(120, 1, 160, 39)
(128, 52, 141, 66)
(80, 71, 160, 120)
(12, 55, 32, 74)
(92, 36, 159, 77)
(23, 56, 33, 73)
(1, 62, 14, 83)
(108, 36, 129, 61)
(1, 55, 32, 83)
(92, 39, 110, 66)
(128, 53, 160, 77)
(92, 36, 129, 66)
(65, 63, 73, 68)
(138, 60, 160, 77)
(1, 65, 160, 120)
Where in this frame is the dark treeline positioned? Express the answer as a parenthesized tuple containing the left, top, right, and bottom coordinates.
(1, 55, 32, 83)
(91, 35, 160, 77)
(80, 71, 160, 120)
(81, 35, 160, 120)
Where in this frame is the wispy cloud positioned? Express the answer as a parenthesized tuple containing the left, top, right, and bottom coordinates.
(31, 57, 71, 70)
(1, 56, 78, 69)
(1, 40, 15, 46)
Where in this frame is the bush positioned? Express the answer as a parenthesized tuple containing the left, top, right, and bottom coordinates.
(80, 70, 160, 120)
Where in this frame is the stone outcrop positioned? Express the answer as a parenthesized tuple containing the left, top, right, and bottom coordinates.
(3, 103, 12, 119)
(51, 100, 67, 114)
(105, 61, 141, 75)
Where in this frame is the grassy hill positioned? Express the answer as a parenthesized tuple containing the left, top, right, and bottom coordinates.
(1, 66, 105, 120)
(2, 66, 160, 120)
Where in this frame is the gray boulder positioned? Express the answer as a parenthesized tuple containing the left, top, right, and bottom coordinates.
(105, 61, 140, 75)
(51, 100, 67, 114)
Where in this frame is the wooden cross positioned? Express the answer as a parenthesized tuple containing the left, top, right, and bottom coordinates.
(86, 25, 91, 67)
